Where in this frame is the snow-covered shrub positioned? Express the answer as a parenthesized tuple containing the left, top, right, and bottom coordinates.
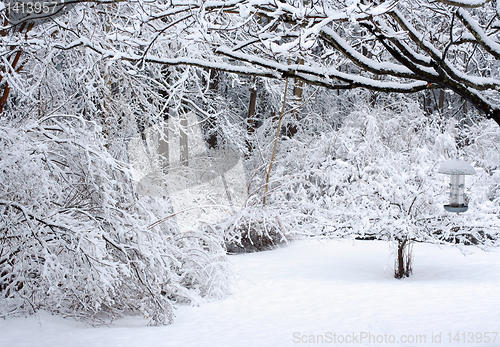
(221, 206, 296, 254)
(461, 118, 500, 204)
(267, 99, 500, 278)
(0, 116, 230, 324)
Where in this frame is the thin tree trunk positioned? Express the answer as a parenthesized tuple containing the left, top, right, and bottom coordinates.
(158, 123, 169, 172)
(207, 69, 219, 149)
(0, 22, 32, 115)
(246, 78, 258, 155)
(180, 113, 188, 166)
(263, 76, 290, 205)
(426, 90, 432, 115)
(285, 58, 304, 138)
(395, 238, 413, 279)
(439, 89, 445, 114)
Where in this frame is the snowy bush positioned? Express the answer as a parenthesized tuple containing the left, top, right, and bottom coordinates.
(265, 99, 500, 278)
(221, 206, 297, 254)
(0, 116, 231, 324)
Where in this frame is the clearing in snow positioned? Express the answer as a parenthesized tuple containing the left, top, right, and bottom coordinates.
(1, 239, 500, 347)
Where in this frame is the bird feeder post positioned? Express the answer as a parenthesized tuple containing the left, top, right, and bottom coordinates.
(438, 160, 476, 213)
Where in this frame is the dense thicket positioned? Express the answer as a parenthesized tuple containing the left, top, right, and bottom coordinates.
(0, 116, 231, 324)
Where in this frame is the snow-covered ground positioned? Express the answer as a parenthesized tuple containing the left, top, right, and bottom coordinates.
(2, 239, 500, 347)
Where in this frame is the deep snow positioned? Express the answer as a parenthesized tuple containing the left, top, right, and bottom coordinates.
(2, 239, 500, 346)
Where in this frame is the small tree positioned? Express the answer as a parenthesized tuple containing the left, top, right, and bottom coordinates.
(271, 97, 500, 278)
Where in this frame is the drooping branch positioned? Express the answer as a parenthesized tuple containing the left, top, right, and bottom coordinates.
(390, 9, 500, 90)
(319, 27, 420, 79)
(22, 0, 500, 128)
(56, 39, 434, 95)
(456, 8, 500, 59)
(434, 0, 493, 8)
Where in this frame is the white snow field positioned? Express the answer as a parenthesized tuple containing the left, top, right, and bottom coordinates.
(2, 239, 500, 347)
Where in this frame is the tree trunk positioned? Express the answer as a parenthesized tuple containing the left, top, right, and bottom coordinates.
(438, 89, 445, 115)
(158, 123, 169, 173)
(423, 91, 431, 115)
(395, 238, 413, 279)
(0, 21, 32, 115)
(180, 112, 188, 166)
(284, 58, 304, 138)
(206, 69, 219, 149)
(246, 80, 258, 154)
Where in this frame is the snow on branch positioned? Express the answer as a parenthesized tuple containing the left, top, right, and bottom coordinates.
(434, 0, 493, 8)
(457, 8, 500, 59)
(319, 27, 421, 79)
(0, 116, 231, 324)
(8, 0, 500, 129)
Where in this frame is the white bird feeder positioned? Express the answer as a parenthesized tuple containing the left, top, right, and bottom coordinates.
(438, 159, 476, 213)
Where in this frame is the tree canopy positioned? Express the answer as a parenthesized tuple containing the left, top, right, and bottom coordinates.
(4, 0, 495, 124)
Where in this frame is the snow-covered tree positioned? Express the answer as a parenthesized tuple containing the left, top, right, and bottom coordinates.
(265, 96, 500, 278)
(22, 0, 497, 126)
(1, 0, 498, 321)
